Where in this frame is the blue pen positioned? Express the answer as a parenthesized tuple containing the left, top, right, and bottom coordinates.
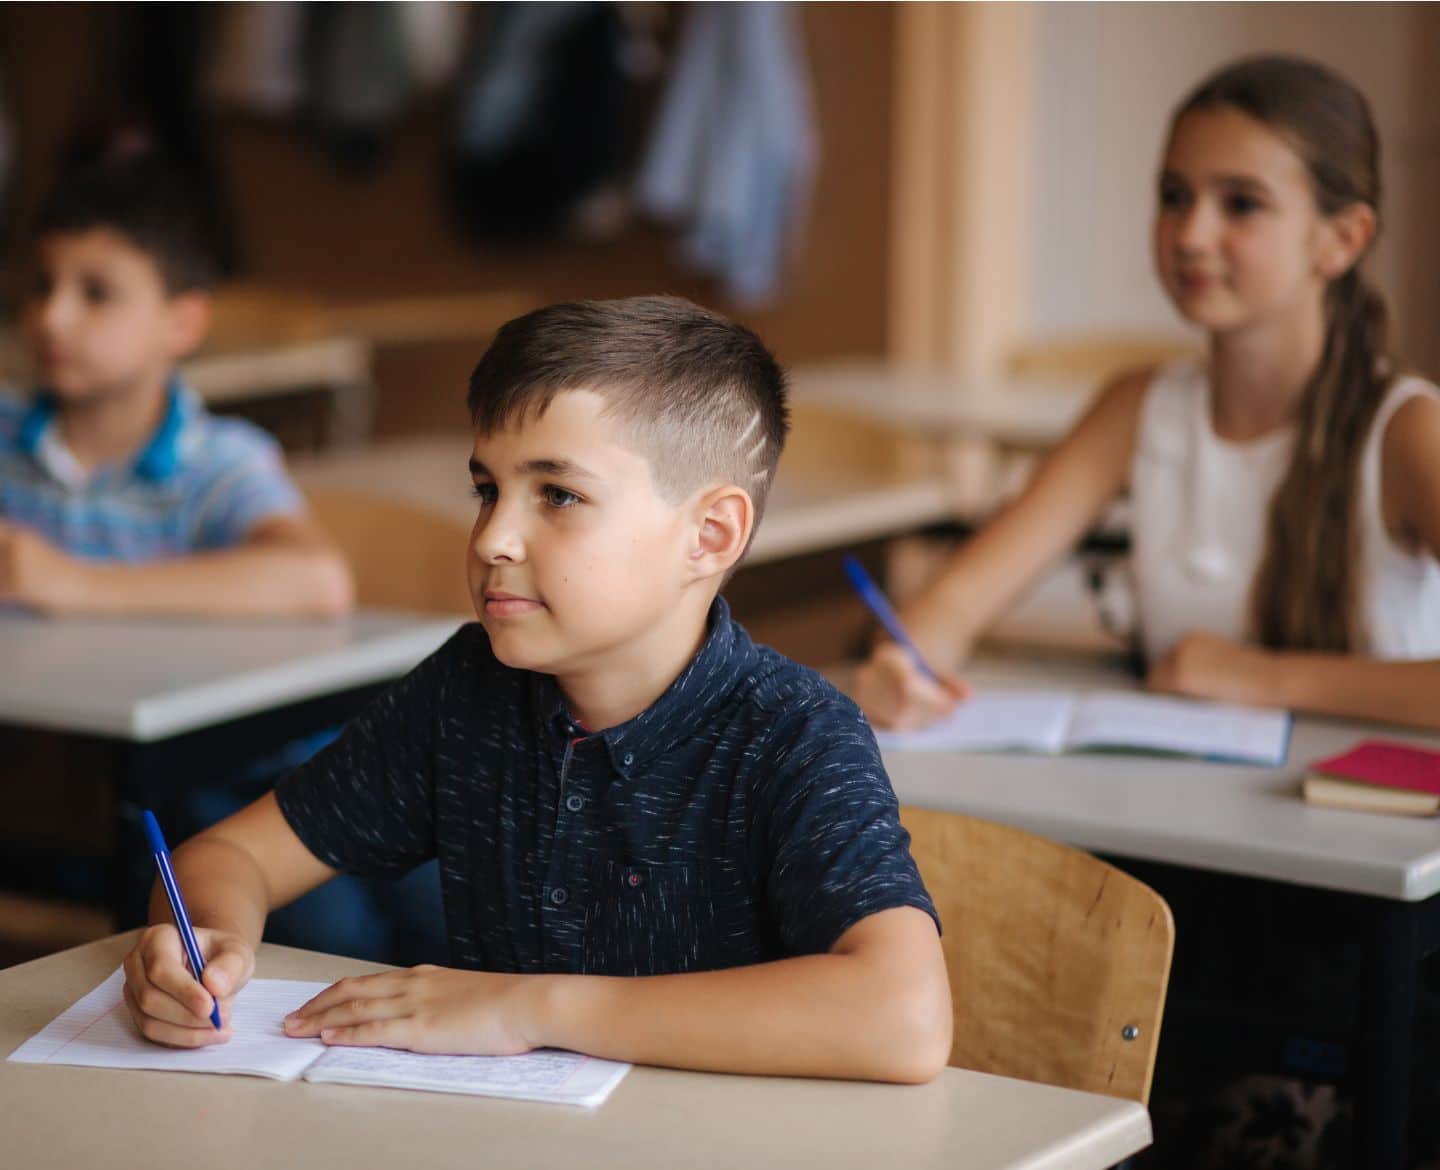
(842, 553, 943, 685)
(142, 809, 222, 1029)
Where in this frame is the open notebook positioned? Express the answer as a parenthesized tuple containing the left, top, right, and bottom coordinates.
(8, 968, 630, 1108)
(875, 689, 1292, 766)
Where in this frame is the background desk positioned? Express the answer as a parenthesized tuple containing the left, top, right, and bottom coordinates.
(882, 651, 1440, 902)
(0, 932, 1152, 1170)
(879, 649, 1440, 1170)
(0, 609, 461, 742)
(0, 610, 461, 926)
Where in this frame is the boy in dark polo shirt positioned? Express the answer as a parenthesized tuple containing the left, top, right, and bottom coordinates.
(121, 297, 952, 1083)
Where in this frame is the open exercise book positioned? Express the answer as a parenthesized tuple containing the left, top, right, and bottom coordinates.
(8, 968, 630, 1108)
(875, 690, 1292, 766)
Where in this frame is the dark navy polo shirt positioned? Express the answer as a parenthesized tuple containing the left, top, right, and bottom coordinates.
(276, 599, 938, 977)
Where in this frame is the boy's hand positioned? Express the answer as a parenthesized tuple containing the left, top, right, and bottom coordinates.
(1146, 630, 1284, 707)
(852, 642, 970, 731)
(122, 923, 255, 1047)
(284, 966, 540, 1055)
(0, 520, 88, 612)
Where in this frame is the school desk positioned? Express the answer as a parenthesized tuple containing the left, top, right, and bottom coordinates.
(876, 648, 1440, 1170)
(0, 609, 461, 925)
(0, 931, 1152, 1170)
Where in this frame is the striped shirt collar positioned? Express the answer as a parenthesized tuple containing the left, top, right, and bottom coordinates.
(15, 376, 194, 486)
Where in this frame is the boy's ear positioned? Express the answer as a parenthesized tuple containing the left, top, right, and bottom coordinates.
(1318, 201, 1377, 280)
(687, 483, 755, 581)
(164, 291, 212, 360)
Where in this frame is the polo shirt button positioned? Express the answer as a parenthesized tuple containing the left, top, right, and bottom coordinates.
(549, 887, 569, 906)
(565, 795, 584, 813)
(627, 873, 643, 888)
(622, 752, 634, 767)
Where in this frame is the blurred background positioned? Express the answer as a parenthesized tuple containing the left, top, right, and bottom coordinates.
(0, 0, 1436, 768)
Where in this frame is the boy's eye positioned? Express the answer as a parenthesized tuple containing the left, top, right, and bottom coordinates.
(470, 482, 497, 506)
(543, 485, 581, 509)
(28, 272, 54, 299)
(82, 278, 113, 306)
(1223, 193, 1262, 216)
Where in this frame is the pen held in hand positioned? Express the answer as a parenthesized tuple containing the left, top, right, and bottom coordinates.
(141, 809, 222, 1029)
(841, 554, 944, 686)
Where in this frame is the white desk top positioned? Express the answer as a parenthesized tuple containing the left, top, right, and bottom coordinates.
(0, 933, 1151, 1170)
(292, 435, 959, 568)
(0, 609, 462, 742)
(789, 360, 1099, 448)
(880, 652, 1440, 902)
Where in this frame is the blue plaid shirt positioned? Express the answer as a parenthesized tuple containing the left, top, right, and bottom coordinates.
(0, 378, 303, 560)
(277, 600, 939, 976)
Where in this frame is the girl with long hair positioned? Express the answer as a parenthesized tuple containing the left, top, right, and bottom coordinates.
(855, 54, 1440, 736)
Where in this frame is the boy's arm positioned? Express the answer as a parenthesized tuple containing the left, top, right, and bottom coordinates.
(0, 512, 355, 618)
(540, 905, 952, 1081)
(286, 905, 953, 1084)
(125, 636, 449, 1048)
(122, 793, 337, 1047)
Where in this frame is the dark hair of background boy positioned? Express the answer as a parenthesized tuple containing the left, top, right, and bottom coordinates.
(33, 148, 220, 295)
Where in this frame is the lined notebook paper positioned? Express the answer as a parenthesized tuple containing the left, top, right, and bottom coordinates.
(8, 968, 630, 1108)
(875, 690, 1292, 766)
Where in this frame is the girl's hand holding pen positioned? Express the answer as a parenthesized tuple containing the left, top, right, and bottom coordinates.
(853, 641, 971, 732)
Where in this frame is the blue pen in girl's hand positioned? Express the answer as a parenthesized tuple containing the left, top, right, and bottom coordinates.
(141, 809, 222, 1029)
(841, 554, 944, 686)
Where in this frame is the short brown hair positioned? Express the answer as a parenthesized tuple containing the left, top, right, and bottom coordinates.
(467, 296, 790, 531)
(33, 154, 219, 294)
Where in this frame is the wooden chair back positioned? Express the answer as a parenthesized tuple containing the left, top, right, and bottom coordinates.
(305, 487, 475, 616)
(900, 805, 1173, 1103)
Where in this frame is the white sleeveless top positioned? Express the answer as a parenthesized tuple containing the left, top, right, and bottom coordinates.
(1129, 359, 1440, 664)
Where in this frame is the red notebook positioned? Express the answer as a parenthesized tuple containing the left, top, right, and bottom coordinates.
(1303, 740, 1440, 816)
(1310, 740, 1440, 795)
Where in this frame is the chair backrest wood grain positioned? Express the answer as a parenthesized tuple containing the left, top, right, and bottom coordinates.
(305, 487, 474, 616)
(900, 805, 1173, 1103)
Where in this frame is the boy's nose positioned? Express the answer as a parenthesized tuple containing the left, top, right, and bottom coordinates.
(472, 507, 525, 564)
(34, 291, 75, 335)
